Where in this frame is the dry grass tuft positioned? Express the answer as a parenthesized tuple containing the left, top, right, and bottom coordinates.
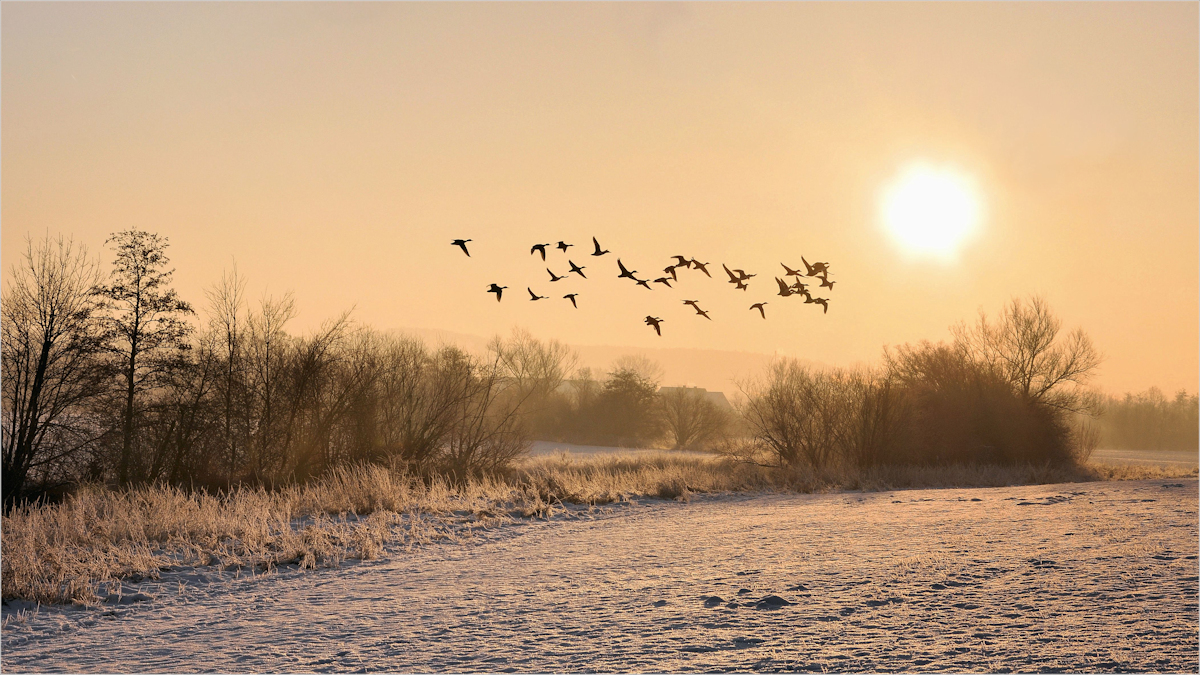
(3, 451, 1194, 605)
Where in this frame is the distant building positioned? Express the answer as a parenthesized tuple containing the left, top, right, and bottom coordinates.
(656, 386, 734, 410)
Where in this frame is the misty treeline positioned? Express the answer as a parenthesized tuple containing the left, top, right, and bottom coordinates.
(737, 296, 1105, 469)
(1098, 388, 1198, 451)
(1, 232, 732, 507)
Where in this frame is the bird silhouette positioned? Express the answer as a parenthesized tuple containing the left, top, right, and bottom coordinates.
(750, 302, 767, 319)
(617, 259, 638, 280)
(781, 262, 802, 276)
(591, 237, 610, 256)
(487, 283, 507, 302)
(556, 241, 572, 253)
(635, 278, 652, 290)
(547, 268, 565, 282)
(734, 279, 749, 291)
(775, 277, 795, 297)
(452, 239, 472, 257)
(789, 279, 809, 293)
(531, 244, 550, 261)
(818, 274, 836, 290)
(653, 277, 673, 288)
(568, 260, 587, 278)
(528, 287, 548, 301)
(811, 297, 829, 314)
(645, 316, 663, 336)
(801, 256, 830, 277)
(682, 300, 711, 319)
(732, 268, 755, 281)
(723, 264, 741, 283)
(663, 265, 678, 281)
(690, 260, 712, 277)
(564, 293, 579, 308)
(671, 255, 692, 268)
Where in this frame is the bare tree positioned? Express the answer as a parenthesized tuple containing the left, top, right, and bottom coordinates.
(953, 295, 1102, 415)
(245, 291, 296, 479)
(94, 231, 195, 486)
(205, 263, 248, 484)
(658, 387, 731, 451)
(1, 234, 106, 505)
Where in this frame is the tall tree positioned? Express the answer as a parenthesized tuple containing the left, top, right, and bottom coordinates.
(1, 234, 106, 506)
(94, 231, 195, 486)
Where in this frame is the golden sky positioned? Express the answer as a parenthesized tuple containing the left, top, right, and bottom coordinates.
(3, 2, 1196, 394)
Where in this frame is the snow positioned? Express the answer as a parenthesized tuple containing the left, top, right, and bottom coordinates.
(3, 479, 1197, 672)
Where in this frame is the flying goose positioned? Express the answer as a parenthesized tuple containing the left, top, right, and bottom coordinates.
(781, 262, 802, 277)
(635, 278, 653, 290)
(564, 293, 579, 308)
(775, 277, 794, 297)
(556, 241, 572, 253)
(801, 256, 830, 277)
(547, 268, 565, 282)
(528, 287, 548, 301)
(617, 259, 638, 280)
(591, 237, 610, 256)
(663, 265, 678, 281)
(750, 302, 767, 319)
(671, 255, 692, 268)
(568, 260, 587, 278)
(644, 316, 664, 336)
(452, 239, 472, 257)
(653, 277, 673, 288)
(487, 283, 507, 302)
(690, 259, 712, 277)
(531, 243, 550, 261)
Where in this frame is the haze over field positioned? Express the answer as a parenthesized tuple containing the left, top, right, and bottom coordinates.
(2, 2, 1196, 395)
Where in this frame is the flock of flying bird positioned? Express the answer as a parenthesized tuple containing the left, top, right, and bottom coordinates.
(450, 236, 835, 337)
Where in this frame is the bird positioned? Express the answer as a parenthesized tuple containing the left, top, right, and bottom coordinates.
(801, 256, 830, 277)
(564, 293, 579, 308)
(531, 243, 550, 261)
(723, 264, 741, 284)
(732, 268, 755, 281)
(645, 316, 663, 336)
(750, 302, 767, 319)
(690, 259, 712, 277)
(528, 287, 548, 301)
(452, 239, 472, 257)
(683, 300, 711, 318)
(811, 297, 829, 314)
(635, 278, 653, 290)
(663, 265, 678, 281)
(653, 277, 673, 288)
(671, 255, 692, 268)
(775, 277, 795, 297)
(591, 237, 610, 256)
(818, 274, 836, 290)
(789, 279, 809, 293)
(556, 241, 572, 253)
(487, 283, 507, 302)
(547, 268, 565, 282)
(781, 262, 803, 276)
(734, 279, 749, 291)
(568, 260, 587, 278)
(617, 259, 638, 280)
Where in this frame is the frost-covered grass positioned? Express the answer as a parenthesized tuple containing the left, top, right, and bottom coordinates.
(3, 451, 1194, 605)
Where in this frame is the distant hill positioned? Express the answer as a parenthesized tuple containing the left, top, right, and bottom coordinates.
(396, 326, 826, 396)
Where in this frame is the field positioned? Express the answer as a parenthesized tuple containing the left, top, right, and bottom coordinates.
(2, 469, 1196, 672)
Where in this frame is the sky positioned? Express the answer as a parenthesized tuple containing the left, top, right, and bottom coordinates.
(3, 2, 1197, 395)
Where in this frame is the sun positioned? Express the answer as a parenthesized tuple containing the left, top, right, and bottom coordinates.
(880, 162, 982, 259)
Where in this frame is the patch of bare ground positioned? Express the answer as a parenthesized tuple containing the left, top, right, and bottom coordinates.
(2, 452, 1195, 606)
(2, 477, 1196, 673)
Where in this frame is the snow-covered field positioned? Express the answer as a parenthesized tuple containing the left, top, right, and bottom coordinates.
(3, 479, 1196, 673)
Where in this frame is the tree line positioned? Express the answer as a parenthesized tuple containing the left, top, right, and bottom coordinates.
(4, 230, 1143, 508)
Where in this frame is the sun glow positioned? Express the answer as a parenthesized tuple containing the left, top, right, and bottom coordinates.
(881, 163, 982, 259)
